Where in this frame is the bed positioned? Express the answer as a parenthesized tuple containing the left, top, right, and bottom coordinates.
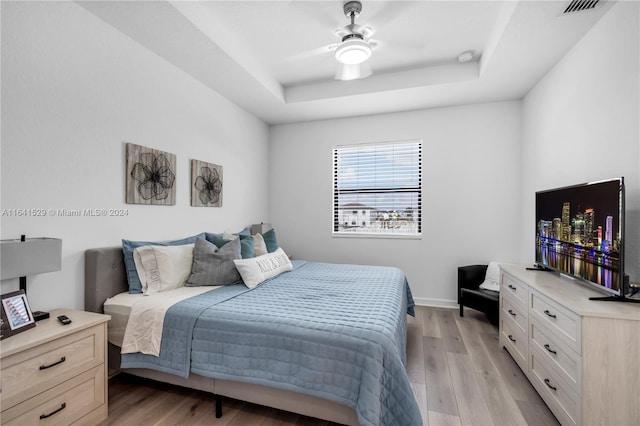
(85, 246, 421, 426)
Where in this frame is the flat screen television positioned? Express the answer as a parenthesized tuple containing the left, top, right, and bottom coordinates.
(534, 177, 633, 301)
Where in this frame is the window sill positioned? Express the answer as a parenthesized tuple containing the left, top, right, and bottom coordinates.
(332, 233, 422, 240)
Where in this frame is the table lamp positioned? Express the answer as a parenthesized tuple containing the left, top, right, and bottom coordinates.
(1, 235, 62, 321)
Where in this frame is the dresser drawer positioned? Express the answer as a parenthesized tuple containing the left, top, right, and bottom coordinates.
(530, 290, 581, 354)
(501, 295, 527, 334)
(500, 314, 528, 372)
(530, 318, 582, 395)
(0, 365, 105, 426)
(530, 351, 581, 426)
(1, 324, 105, 409)
(501, 273, 528, 308)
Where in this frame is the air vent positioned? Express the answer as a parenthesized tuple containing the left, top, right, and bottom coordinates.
(563, 0, 600, 14)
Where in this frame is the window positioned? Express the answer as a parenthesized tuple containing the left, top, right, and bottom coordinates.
(333, 140, 422, 237)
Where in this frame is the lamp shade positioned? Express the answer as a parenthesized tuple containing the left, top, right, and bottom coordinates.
(250, 223, 272, 235)
(1, 238, 62, 280)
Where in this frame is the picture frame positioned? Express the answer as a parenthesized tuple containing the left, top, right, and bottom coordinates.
(1, 290, 36, 340)
(125, 142, 177, 205)
(191, 159, 223, 207)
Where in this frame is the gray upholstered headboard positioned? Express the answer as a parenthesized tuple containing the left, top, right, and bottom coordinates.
(85, 247, 128, 313)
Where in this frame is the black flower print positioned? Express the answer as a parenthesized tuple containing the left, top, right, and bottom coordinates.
(194, 167, 222, 205)
(131, 153, 175, 200)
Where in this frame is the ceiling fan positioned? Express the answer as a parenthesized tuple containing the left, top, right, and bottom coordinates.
(333, 1, 376, 81)
(286, 1, 377, 81)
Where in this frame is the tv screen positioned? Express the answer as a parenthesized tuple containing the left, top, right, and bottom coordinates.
(535, 178, 624, 296)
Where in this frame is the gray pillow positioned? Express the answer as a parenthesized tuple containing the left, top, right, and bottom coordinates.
(186, 237, 242, 286)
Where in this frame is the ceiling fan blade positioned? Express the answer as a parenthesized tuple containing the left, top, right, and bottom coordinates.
(285, 44, 338, 62)
(373, 39, 427, 53)
(360, 26, 374, 38)
(334, 62, 373, 81)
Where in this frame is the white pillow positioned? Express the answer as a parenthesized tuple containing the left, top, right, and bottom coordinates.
(253, 232, 268, 256)
(133, 244, 195, 295)
(479, 261, 501, 292)
(234, 248, 292, 289)
(222, 231, 239, 241)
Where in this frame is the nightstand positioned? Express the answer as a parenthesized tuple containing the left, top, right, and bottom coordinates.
(0, 309, 110, 425)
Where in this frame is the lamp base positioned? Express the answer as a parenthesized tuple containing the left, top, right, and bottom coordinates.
(33, 310, 50, 322)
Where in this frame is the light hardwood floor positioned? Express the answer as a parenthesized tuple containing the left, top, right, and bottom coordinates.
(99, 306, 559, 426)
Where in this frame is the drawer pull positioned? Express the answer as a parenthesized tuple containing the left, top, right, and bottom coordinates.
(544, 378, 557, 391)
(543, 310, 557, 319)
(508, 334, 516, 343)
(39, 356, 66, 370)
(544, 344, 557, 355)
(40, 402, 66, 419)
(508, 309, 516, 317)
(508, 285, 517, 291)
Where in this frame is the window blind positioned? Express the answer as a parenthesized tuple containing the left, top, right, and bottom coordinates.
(333, 140, 422, 236)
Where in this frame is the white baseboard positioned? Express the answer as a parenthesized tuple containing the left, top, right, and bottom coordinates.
(413, 297, 458, 309)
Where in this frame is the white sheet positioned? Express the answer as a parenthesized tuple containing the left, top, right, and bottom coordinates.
(107, 286, 217, 356)
(104, 292, 143, 347)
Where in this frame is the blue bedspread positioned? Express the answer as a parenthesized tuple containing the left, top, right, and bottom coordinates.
(122, 261, 421, 426)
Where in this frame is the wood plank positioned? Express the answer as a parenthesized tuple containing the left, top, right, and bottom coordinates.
(152, 392, 214, 426)
(226, 400, 273, 426)
(118, 383, 196, 425)
(99, 376, 172, 424)
(478, 332, 544, 404)
(427, 410, 462, 426)
(407, 309, 426, 383)
(456, 308, 497, 334)
(455, 315, 496, 376)
(436, 310, 467, 354)
(476, 369, 528, 426)
(423, 336, 459, 416)
(420, 306, 442, 338)
(515, 400, 560, 426)
(446, 352, 494, 426)
(410, 381, 429, 425)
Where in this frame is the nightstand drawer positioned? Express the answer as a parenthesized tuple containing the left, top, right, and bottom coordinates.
(0, 365, 105, 426)
(1, 324, 105, 408)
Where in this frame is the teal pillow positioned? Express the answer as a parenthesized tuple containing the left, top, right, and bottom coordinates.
(204, 233, 254, 258)
(205, 233, 228, 248)
(239, 235, 255, 258)
(262, 228, 278, 253)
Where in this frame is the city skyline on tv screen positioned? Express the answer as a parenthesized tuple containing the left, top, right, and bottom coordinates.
(535, 179, 623, 293)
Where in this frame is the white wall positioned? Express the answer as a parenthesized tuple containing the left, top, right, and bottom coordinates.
(0, 2, 269, 311)
(269, 102, 522, 305)
(522, 1, 640, 283)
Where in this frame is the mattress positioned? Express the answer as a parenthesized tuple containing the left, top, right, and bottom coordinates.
(104, 287, 215, 347)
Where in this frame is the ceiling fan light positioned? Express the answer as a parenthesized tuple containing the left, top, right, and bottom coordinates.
(335, 38, 372, 65)
(335, 62, 373, 81)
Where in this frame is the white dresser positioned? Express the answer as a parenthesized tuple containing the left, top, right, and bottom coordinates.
(499, 264, 640, 426)
(0, 309, 110, 425)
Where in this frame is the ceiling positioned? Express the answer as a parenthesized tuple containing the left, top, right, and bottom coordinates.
(77, 0, 614, 124)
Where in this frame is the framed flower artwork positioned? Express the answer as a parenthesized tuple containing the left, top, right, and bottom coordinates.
(125, 143, 176, 205)
(191, 159, 223, 207)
